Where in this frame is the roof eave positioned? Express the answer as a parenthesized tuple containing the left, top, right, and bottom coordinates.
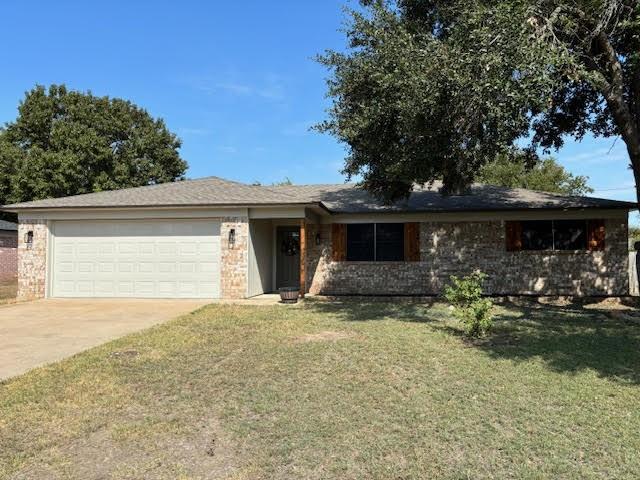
(1, 201, 322, 213)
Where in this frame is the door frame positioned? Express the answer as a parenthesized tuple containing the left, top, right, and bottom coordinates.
(274, 224, 301, 290)
(271, 220, 302, 292)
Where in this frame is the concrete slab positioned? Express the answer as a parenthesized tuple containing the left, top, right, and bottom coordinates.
(0, 299, 208, 381)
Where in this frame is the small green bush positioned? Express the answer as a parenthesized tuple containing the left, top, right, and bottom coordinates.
(443, 272, 493, 337)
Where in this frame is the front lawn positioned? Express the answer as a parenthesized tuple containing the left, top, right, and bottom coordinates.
(1, 300, 640, 479)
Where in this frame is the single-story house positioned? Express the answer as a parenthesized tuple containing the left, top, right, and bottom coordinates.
(0, 219, 18, 281)
(2, 176, 636, 300)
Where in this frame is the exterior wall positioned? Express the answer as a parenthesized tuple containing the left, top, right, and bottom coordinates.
(0, 230, 18, 281)
(248, 219, 274, 297)
(221, 217, 249, 299)
(17, 216, 251, 301)
(17, 220, 48, 300)
(308, 217, 629, 296)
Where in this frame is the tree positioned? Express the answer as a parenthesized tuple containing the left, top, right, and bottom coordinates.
(477, 151, 593, 195)
(0, 84, 187, 205)
(318, 1, 640, 204)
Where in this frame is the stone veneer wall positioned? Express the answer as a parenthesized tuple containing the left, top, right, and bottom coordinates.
(17, 220, 48, 300)
(308, 218, 629, 296)
(220, 217, 249, 299)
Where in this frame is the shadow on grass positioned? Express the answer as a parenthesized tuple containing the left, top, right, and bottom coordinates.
(305, 298, 445, 323)
(476, 301, 640, 384)
(306, 297, 640, 384)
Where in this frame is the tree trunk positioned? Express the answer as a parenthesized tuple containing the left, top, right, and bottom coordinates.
(591, 32, 640, 205)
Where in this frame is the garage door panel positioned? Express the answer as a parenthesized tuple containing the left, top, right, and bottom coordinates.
(52, 220, 221, 299)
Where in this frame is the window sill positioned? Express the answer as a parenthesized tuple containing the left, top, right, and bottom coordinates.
(510, 250, 599, 255)
(338, 261, 416, 265)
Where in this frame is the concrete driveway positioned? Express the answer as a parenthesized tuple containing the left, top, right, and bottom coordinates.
(0, 299, 209, 381)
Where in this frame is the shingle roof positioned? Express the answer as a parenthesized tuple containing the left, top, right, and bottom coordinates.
(2, 177, 302, 209)
(0, 219, 17, 231)
(2, 176, 636, 213)
(269, 182, 638, 213)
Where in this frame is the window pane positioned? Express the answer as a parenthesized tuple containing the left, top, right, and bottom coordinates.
(346, 224, 374, 261)
(376, 223, 404, 261)
(554, 220, 587, 250)
(521, 220, 553, 250)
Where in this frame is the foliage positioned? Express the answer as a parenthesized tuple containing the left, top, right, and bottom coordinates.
(478, 150, 593, 195)
(318, 1, 640, 204)
(630, 226, 640, 250)
(252, 177, 294, 186)
(444, 272, 494, 337)
(0, 84, 187, 205)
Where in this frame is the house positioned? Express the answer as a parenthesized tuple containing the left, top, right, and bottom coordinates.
(2, 176, 636, 300)
(0, 219, 18, 281)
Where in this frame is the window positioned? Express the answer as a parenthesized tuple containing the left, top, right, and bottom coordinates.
(521, 221, 553, 250)
(346, 223, 404, 261)
(513, 219, 590, 251)
(346, 224, 374, 261)
(554, 220, 587, 250)
(376, 223, 405, 261)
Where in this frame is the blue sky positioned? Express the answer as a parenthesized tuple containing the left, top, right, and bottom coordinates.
(0, 1, 636, 219)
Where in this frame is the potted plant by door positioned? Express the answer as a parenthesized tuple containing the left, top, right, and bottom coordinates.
(279, 287, 299, 304)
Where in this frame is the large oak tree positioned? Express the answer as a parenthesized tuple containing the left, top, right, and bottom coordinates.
(318, 0, 640, 203)
(0, 84, 187, 206)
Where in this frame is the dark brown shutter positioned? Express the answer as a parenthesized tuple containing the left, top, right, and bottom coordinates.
(505, 221, 523, 251)
(331, 223, 347, 261)
(587, 219, 606, 251)
(404, 223, 420, 261)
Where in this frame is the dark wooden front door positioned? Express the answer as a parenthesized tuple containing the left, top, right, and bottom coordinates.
(276, 226, 300, 289)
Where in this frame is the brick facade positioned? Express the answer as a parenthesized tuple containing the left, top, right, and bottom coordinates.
(220, 217, 249, 299)
(14, 215, 628, 300)
(308, 218, 629, 296)
(17, 220, 48, 300)
(0, 231, 18, 281)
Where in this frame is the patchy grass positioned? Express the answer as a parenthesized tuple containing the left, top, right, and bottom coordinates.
(1, 300, 640, 479)
(0, 278, 17, 305)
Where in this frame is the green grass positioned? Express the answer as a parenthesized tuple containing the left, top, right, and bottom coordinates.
(1, 300, 640, 479)
(0, 278, 17, 304)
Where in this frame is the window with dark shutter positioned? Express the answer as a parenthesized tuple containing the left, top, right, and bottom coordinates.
(331, 224, 347, 261)
(506, 219, 603, 252)
(404, 223, 420, 261)
(587, 219, 606, 251)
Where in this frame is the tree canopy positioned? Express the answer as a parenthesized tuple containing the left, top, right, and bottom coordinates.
(0, 85, 187, 206)
(477, 151, 592, 196)
(318, 0, 640, 203)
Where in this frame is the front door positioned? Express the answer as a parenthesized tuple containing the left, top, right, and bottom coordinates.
(276, 226, 300, 289)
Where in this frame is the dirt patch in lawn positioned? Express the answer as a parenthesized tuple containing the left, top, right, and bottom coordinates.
(294, 330, 356, 343)
(11, 417, 240, 480)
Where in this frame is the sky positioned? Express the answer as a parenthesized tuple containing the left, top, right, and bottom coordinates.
(0, 0, 636, 221)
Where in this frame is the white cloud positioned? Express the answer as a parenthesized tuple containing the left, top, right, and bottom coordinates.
(182, 72, 288, 102)
(216, 146, 238, 154)
(177, 127, 210, 136)
(563, 147, 629, 165)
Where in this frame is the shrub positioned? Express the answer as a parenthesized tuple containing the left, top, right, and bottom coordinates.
(443, 272, 493, 337)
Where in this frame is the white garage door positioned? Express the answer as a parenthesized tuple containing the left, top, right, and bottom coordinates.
(51, 220, 221, 299)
